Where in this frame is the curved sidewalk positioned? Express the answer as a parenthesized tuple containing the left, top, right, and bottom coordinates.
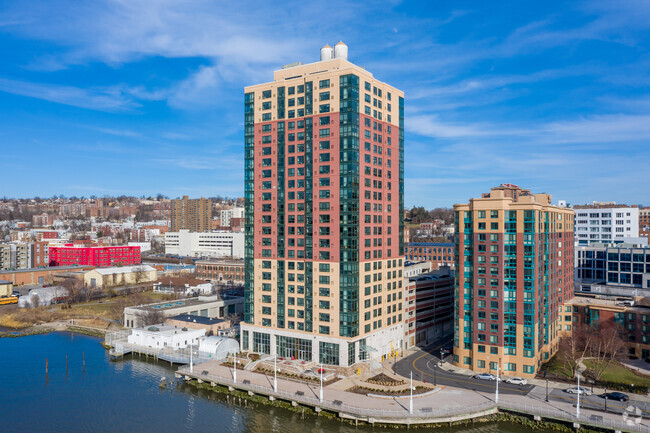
(177, 360, 650, 432)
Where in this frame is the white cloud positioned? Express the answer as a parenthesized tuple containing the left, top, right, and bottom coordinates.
(0, 77, 139, 112)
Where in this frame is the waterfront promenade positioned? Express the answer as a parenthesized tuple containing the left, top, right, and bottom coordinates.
(177, 360, 650, 432)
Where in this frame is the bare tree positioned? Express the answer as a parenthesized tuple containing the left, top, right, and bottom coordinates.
(558, 324, 594, 379)
(589, 321, 625, 381)
(59, 278, 85, 305)
(138, 309, 166, 327)
(133, 266, 148, 284)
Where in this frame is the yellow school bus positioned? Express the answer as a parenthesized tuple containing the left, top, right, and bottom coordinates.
(0, 296, 18, 305)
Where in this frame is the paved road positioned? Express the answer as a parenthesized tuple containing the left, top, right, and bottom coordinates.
(548, 388, 650, 419)
(393, 340, 534, 397)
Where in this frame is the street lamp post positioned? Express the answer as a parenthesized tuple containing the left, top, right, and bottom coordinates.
(440, 348, 444, 366)
(576, 374, 580, 419)
(273, 356, 277, 393)
(190, 346, 193, 373)
(233, 354, 237, 384)
(545, 379, 549, 402)
(495, 364, 500, 404)
(434, 363, 437, 386)
(319, 363, 323, 403)
(409, 370, 413, 414)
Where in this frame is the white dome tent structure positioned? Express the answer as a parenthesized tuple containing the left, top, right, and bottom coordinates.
(198, 336, 239, 361)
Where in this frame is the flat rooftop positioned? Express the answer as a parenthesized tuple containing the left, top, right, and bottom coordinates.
(126, 294, 243, 312)
(168, 314, 226, 325)
(568, 295, 650, 313)
(135, 324, 204, 336)
(0, 265, 94, 274)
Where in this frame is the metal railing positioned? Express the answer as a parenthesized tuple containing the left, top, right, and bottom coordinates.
(104, 330, 130, 346)
(178, 367, 495, 420)
(178, 367, 650, 431)
(499, 400, 650, 433)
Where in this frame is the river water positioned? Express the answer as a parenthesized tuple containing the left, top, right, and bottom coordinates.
(1, 332, 551, 432)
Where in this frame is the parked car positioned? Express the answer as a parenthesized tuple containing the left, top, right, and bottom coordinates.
(603, 392, 629, 401)
(442, 344, 453, 354)
(474, 373, 501, 381)
(565, 387, 592, 395)
(505, 377, 528, 385)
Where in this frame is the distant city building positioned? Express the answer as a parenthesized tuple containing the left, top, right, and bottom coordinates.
(453, 184, 574, 378)
(164, 230, 244, 259)
(127, 241, 151, 253)
(404, 267, 454, 348)
(0, 265, 94, 286)
(32, 213, 56, 227)
(404, 242, 455, 270)
(403, 260, 432, 278)
(83, 265, 157, 289)
(220, 207, 244, 228)
(31, 241, 49, 268)
(575, 243, 650, 291)
(640, 208, 650, 242)
(0, 241, 49, 270)
(195, 259, 245, 285)
(566, 294, 650, 360)
(49, 245, 141, 267)
(574, 202, 640, 246)
(152, 276, 212, 296)
(170, 196, 212, 232)
(130, 228, 160, 242)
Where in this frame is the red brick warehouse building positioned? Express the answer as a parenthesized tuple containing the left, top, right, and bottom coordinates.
(49, 245, 141, 267)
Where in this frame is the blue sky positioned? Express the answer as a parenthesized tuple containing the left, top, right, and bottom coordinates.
(1, 0, 649, 207)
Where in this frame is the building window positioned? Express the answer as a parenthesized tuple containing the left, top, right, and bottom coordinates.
(319, 342, 339, 365)
(253, 332, 270, 354)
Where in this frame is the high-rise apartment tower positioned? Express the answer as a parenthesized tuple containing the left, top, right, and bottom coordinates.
(170, 196, 212, 232)
(453, 184, 574, 377)
(241, 43, 405, 366)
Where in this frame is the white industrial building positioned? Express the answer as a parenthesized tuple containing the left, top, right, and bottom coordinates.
(164, 230, 244, 259)
(128, 241, 152, 252)
(573, 203, 641, 246)
(127, 325, 205, 349)
(123, 294, 245, 328)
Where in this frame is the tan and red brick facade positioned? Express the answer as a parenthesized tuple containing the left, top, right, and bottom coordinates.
(241, 47, 405, 366)
(453, 184, 575, 377)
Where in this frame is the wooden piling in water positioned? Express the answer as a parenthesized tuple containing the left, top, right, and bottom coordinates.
(46, 358, 48, 376)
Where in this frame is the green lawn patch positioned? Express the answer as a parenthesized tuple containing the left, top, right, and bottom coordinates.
(583, 360, 650, 387)
(541, 354, 573, 380)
